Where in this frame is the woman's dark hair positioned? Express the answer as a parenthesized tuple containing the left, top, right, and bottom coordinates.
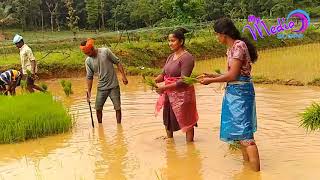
(214, 18, 258, 63)
(170, 27, 189, 47)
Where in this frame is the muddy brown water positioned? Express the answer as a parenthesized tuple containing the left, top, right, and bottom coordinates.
(0, 76, 319, 180)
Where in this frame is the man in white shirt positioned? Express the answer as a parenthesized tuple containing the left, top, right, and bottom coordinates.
(13, 34, 43, 93)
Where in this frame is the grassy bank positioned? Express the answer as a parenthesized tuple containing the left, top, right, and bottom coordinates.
(0, 93, 73, 144)
(1, 27, 320, 67)
(125, 43, 320, 86)
(0, 27, 320, 86)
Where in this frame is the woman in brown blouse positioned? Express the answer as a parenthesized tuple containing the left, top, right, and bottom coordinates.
(155, 28, 198, 142)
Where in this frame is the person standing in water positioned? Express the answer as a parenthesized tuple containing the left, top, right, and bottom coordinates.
(198, 18, 260, 171)
(80, 38, 128, 124)
(155, 28, 198, 142)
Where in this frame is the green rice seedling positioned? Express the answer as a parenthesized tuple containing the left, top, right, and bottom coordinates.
(155, 170, 163, 180)
(229, 142, 241, 151)
(182, 76, 198, 85)
(26, 69, 32, 77)
(300, 102, 320, 132)
(143, 76, 158, 89)
(0, 93, 72, 144)
(60, 80, 73, 96)
(190, 73, 198, 78)
(60, 80, 66, 87)
(19, 80, 27, 93)
(39, 82, 48, 92)
(214, 69, 221, 74)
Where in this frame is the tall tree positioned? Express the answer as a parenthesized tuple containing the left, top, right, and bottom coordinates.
(204, 0, 225, 20)
(270, 0, 294, 17)
(12, 0, 28, 30)
(100, 0, 105, 29)
(65, 0, 79, 40)
(85, 0, 99, 28)
(46, 0, 59, 32)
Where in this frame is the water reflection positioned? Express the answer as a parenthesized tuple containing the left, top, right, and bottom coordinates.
(95, 125, 128, 180)
(233, 164, 262, 180)
(164, 141, 203, 180)
(0, 133, 71, 164)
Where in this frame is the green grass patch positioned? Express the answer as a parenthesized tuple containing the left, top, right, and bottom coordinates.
(0, 93, 73, 144)
(300, 102, 320, 132)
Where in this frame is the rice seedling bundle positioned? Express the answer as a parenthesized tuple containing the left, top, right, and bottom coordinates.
(300, 102, 320, 132)
(0, 93, 73, 143)
(20, 80, 27, 90)
(60, 80, 73, 96)
(39, 82, 48, 92)
(214, 69, 221, 74)
(26, 69, 32, 77)
(143, 76, 158, 89)
(229, 142, 241, 151)
(182, 76, 198, 85)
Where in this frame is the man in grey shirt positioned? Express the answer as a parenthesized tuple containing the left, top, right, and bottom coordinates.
(80, 39, 128, 124)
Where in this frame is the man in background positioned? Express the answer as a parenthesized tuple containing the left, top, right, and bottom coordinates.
(13, 34, 43, 93)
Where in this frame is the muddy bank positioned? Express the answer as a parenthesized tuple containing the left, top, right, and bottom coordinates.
(0, 58, 317, 86)
(28, 66, 320, 87)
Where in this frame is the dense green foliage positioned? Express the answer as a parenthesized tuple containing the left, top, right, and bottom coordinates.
(0, 0, 319, 31)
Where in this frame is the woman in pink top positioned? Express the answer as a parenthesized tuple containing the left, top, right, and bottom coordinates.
(155, 28, 198, 142)
(198, 18, 260, 171)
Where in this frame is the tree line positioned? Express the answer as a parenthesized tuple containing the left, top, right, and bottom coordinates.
(0, 0, 319, 31)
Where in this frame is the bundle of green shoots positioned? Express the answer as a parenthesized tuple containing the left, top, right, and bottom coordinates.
(214, 69, 222, 74)
(182, 76, 198, 85)
(143, 76, 158, 90)
(229, 142, 241, 151)
(300, 102, 320, 132)
(26, 69, 32, 77)
(39, 82, 48, 92)
(60, 80, 73, 96)
(20, 80, 27, 91)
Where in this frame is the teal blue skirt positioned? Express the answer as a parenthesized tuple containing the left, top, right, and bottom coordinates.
(220, 76, 257, 144)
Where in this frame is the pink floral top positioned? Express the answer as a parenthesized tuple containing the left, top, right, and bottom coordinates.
(227, 40, 252, 77)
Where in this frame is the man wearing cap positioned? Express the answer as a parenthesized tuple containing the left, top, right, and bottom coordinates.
(0, 69, 22, 95)
(13, 34, 43, 93)
(80, 39, 128, 124)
